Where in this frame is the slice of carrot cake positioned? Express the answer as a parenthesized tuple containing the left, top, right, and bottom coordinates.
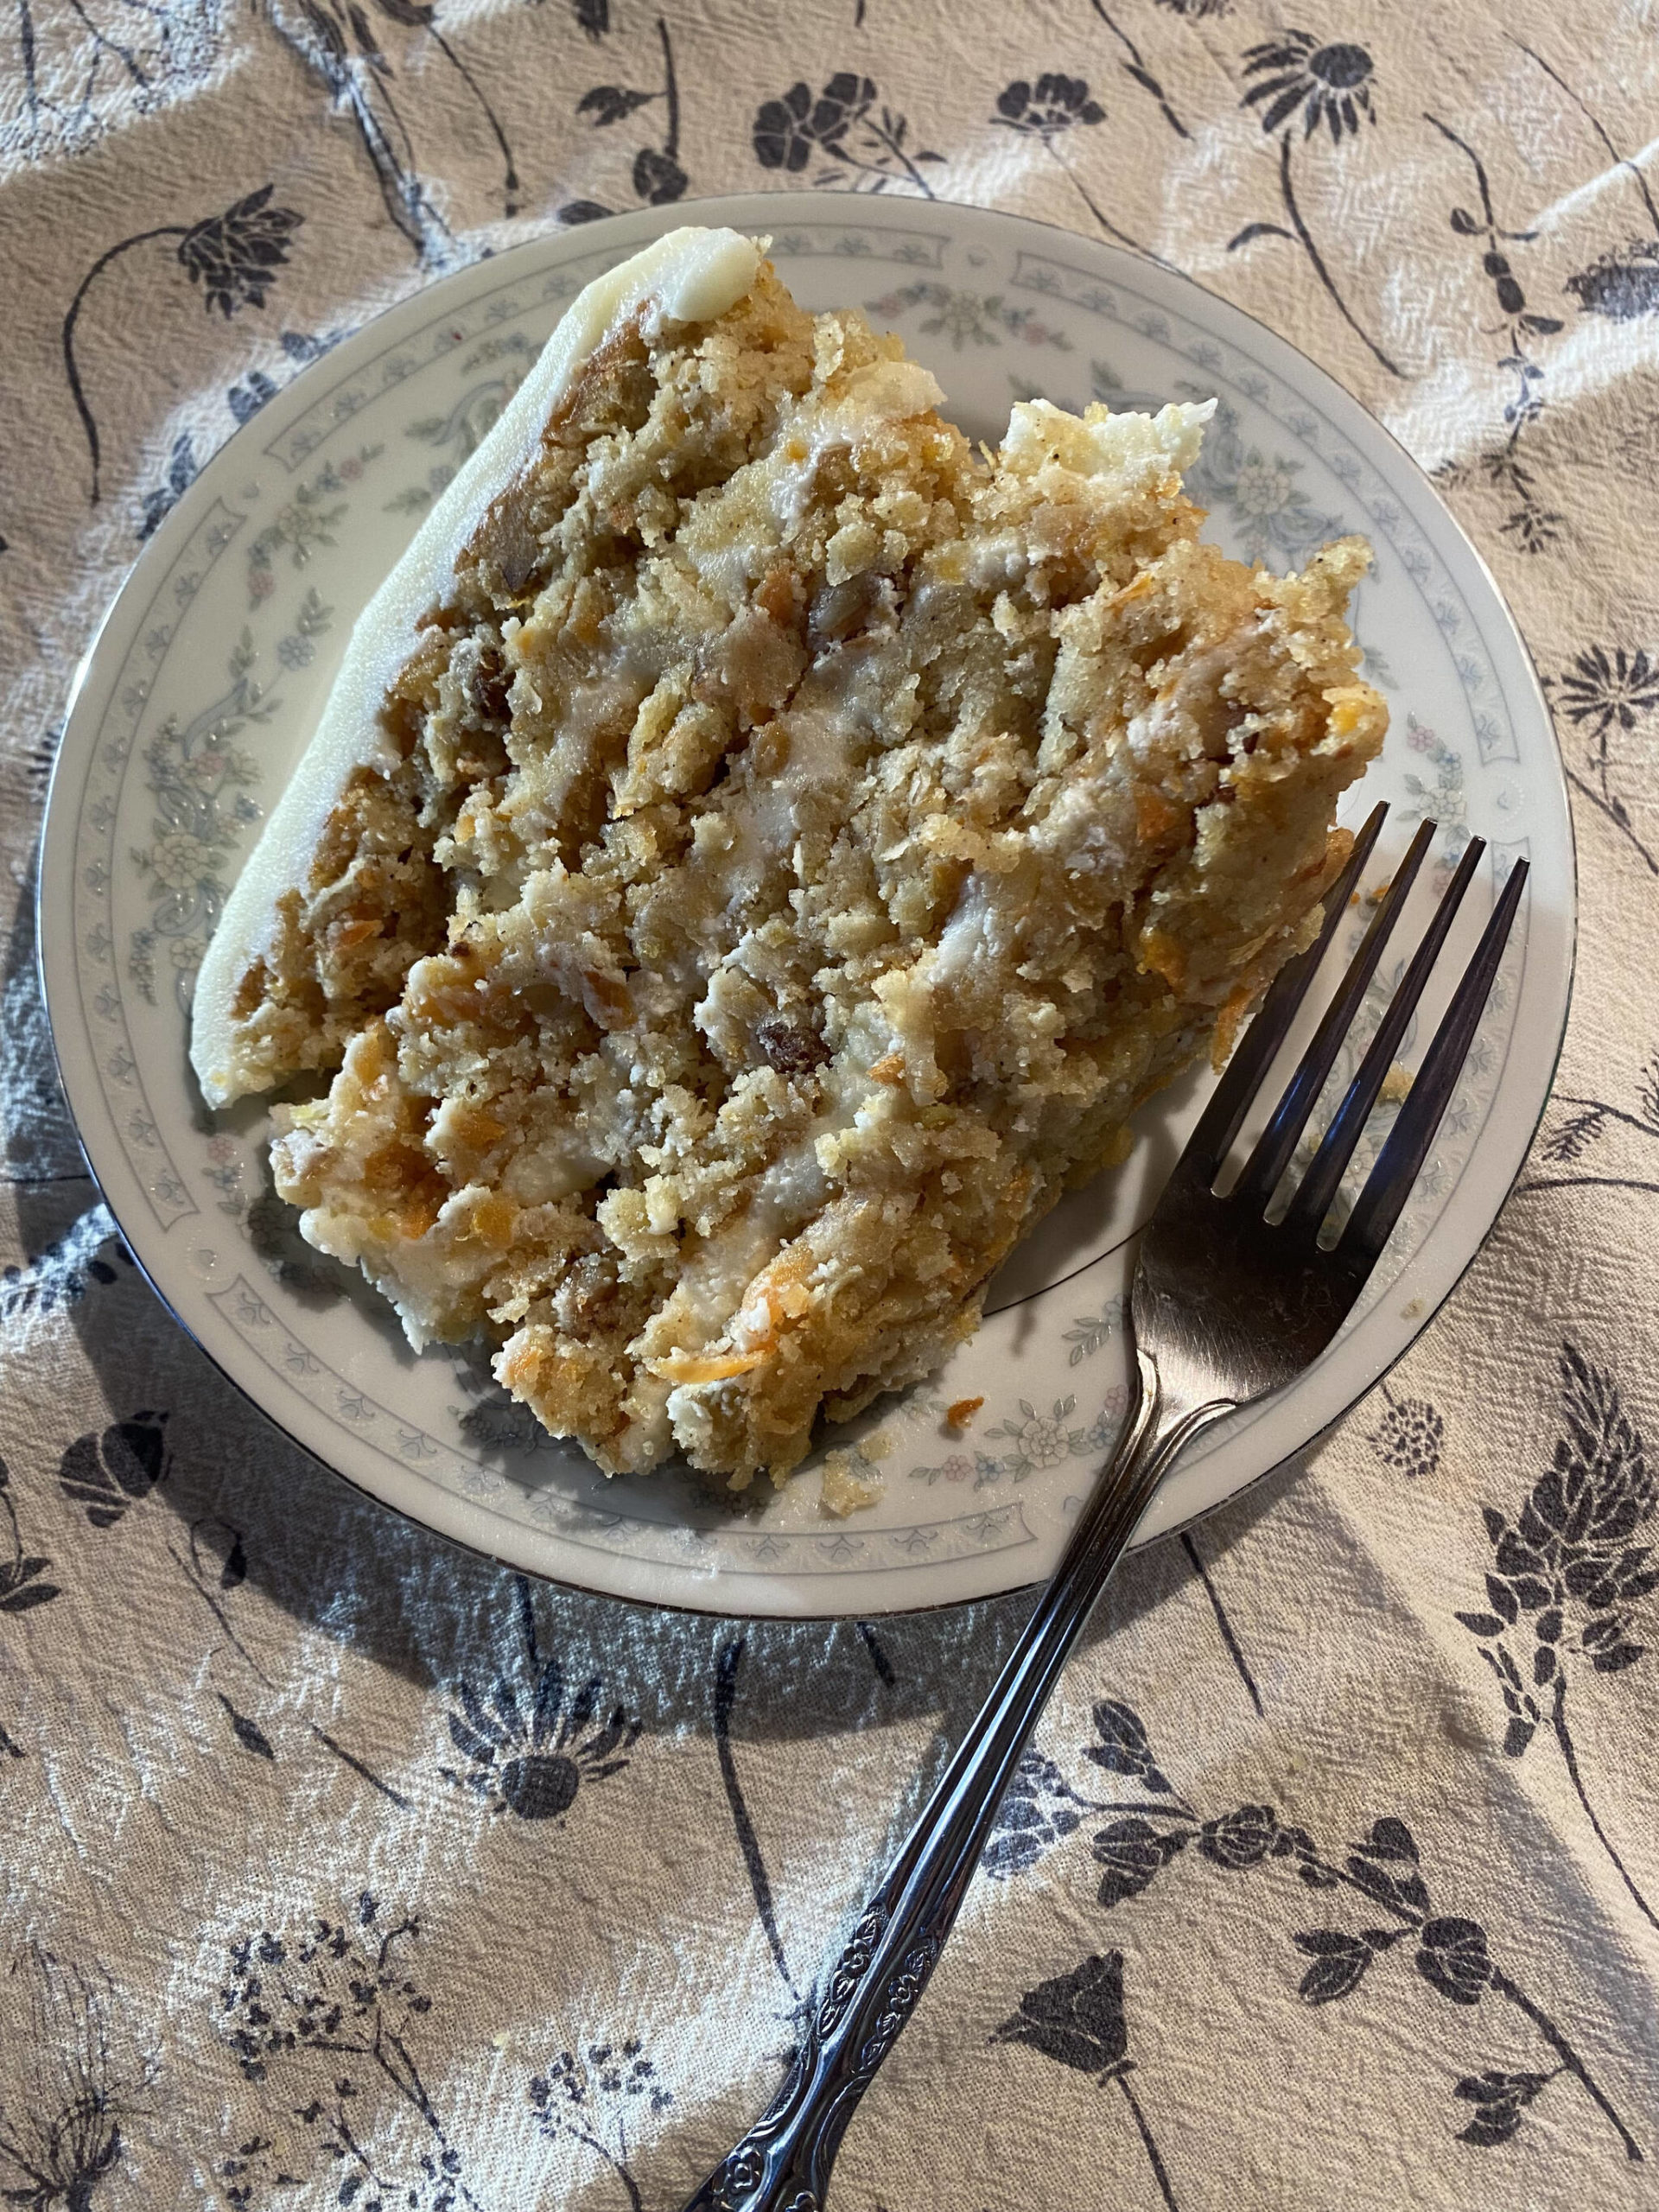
(191, 225, 1385, 1487)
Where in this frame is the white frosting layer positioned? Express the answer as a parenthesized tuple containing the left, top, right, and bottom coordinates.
(191, 226, 764, 1105)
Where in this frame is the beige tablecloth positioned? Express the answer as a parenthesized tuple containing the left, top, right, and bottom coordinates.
(3, 3, 1657, 2206)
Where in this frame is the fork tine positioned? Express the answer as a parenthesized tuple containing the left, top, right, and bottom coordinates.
(1229, 816, 1437, 1211)
(1281, 833, 1486, 1238)
(1184, 801, 1389, 1182)
(1338, 855, 1529, 1267)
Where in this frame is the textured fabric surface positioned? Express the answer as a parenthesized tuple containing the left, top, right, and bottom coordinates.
(3, 5, 1658, 2207)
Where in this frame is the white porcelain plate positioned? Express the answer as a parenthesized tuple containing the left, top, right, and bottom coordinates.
(39, 194, 1573, 1618)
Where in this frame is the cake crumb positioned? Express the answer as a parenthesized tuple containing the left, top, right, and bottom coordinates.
(1104, 1125, 1136, 1168)
(1380, 1062, 1414, 1105)
(861, 1428, 893, 1461)
(820, 1452, 883, 1518)
(946, 1396, 984, 1430)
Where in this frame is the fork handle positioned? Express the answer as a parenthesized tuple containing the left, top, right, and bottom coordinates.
(679, 1349, 1235, 2212)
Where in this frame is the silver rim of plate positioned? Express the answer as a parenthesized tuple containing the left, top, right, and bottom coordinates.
(37, 193, 1574, 1619)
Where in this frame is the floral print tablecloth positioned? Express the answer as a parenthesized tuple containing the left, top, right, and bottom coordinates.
(3, 4, 1658, 2207)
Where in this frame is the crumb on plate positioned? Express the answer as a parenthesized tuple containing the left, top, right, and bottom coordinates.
(819, 1450, 884, 1517)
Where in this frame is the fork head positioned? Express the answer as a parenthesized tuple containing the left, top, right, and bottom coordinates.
(1132, 801, 1529, 1414)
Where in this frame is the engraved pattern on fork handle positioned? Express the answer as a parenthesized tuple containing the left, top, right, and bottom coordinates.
(680, 1350, 1236, 2212)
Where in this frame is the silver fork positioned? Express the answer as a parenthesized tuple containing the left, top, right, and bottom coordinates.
(682, 801, 1528, 2212)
